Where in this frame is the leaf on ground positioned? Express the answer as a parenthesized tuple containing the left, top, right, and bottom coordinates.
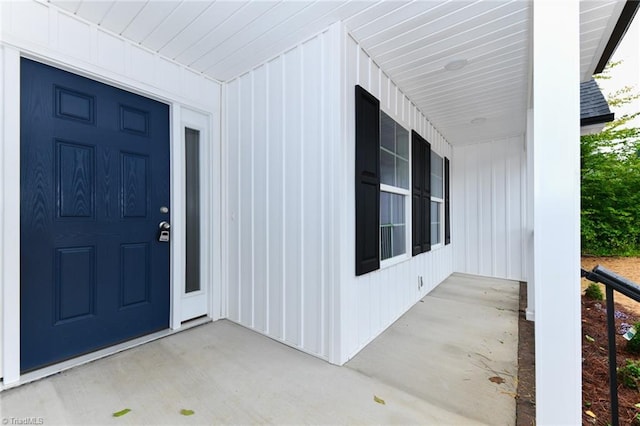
(180, 409, 195, 416)
(585, 410, 597, 419)
(635, 403, 640, 408)
(489, 376, 505, 384)
(585, 335, 595, 342)
(373, 395, 386, 405)
(112, 408, 131, 417)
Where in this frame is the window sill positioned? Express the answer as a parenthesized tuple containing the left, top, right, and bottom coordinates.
(380, 253, 411, 269)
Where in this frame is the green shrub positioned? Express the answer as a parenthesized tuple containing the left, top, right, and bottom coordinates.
(584, 283, 604, 300)
(628, 323, 640, 354)
(618, 360, 640, 389)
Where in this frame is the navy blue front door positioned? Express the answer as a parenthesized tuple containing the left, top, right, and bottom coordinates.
(20, 59, 170, 372)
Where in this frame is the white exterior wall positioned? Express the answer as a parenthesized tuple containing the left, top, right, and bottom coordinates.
(0, 1, 221, 383)
(452, 137, 527, 281)
(224, 25, 455, 365)
(339, 33, 454, 363)
(224, 25, 341, 361)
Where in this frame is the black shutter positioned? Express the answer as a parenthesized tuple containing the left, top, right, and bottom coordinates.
(355, 85, 380, 276)
(444, 157, 451, 245)
(423, 139, 431, 253)
(411, 132, 422, 256)
(411, 131, 431, 255)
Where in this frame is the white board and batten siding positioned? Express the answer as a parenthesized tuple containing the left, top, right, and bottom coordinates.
(340, 33, 454, 363)
(225, 25, 455, 365)
(452, 137, 527, 282)
(224, 26, 342, 361)
(0, 0, 221, 382)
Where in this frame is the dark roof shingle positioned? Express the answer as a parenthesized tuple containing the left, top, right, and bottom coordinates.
(581, 78, 614, 126)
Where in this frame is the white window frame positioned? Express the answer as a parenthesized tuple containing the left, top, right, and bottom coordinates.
(430, 152, 444, 249)
(379, 109, 411, 268)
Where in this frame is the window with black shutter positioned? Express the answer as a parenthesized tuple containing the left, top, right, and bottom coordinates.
(356, 85, 447, 274)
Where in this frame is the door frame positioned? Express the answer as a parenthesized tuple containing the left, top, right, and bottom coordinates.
(1, 47, 221, 386)
(179, 108, 216, 322)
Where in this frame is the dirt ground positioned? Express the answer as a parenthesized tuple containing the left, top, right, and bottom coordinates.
(581, 256, 640, 315)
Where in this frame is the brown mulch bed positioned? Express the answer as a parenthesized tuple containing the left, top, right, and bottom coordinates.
(514, 257, 640, 425)
(582, 295, 640, 425)
(516, 283, 535, 426)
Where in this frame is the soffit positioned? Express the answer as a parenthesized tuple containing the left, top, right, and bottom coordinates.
(48, 0, 627, 146)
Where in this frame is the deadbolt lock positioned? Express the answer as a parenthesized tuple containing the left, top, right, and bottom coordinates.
(158, 221, 171, 242)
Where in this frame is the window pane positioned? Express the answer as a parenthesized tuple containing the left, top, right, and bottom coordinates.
(380, 112, 395, 152)
(431, 201, 441, 245)
(392, 224, 406, 257)
(432, 175, 443, 199)
(391, 191, 404, 224)
(431, 152, 443, 198)
(396, 158, 409, 190)
(380, 150, 395, 186)
(381, 226, 392, 260)
(381, 192, 406, 260)
(380, 192, 391, 224)
(396, 125, 409, 159)
(185, 128, 201, 293)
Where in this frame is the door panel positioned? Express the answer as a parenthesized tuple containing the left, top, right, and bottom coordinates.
(20, 58, 170, 372)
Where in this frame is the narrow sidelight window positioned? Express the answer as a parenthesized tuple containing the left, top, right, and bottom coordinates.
(185, 128, 200, 293)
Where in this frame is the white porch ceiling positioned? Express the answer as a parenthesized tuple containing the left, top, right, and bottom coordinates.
(49, 0, 626, 146)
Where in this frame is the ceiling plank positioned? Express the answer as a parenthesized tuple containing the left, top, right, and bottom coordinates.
(75, 1, 115, 24)
(99, 1, 148, 34)
(160, 1, 248, 60)
(141, 2, 210, 51)
(121, 1, 181, 43)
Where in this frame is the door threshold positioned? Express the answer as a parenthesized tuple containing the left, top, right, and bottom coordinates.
(1, 316, 212, 391)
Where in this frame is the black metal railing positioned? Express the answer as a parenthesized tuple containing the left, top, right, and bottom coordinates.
(582, 265, 640, 426)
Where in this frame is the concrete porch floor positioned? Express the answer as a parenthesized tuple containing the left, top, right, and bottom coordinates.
(1, 273, 519, 425)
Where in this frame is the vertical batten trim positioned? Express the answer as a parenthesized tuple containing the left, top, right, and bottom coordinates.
(89, 25, 99, 64)
(221, 83, 228, 319)
(236, 78, 243, 322)
(505, 147, 512, 278)
(299, 45, 305, 348)
(319, 33, 326, 358)
(264, 62, 271, 335)
(476, 146, 482, 274)
(0, 45, 5, 381)
(465, 148, 471, 273)
(48, 6, 59, 49)
(280, 53, 287, 341)
(250, 72, 256, 328)
(491, 143, 497, 276)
